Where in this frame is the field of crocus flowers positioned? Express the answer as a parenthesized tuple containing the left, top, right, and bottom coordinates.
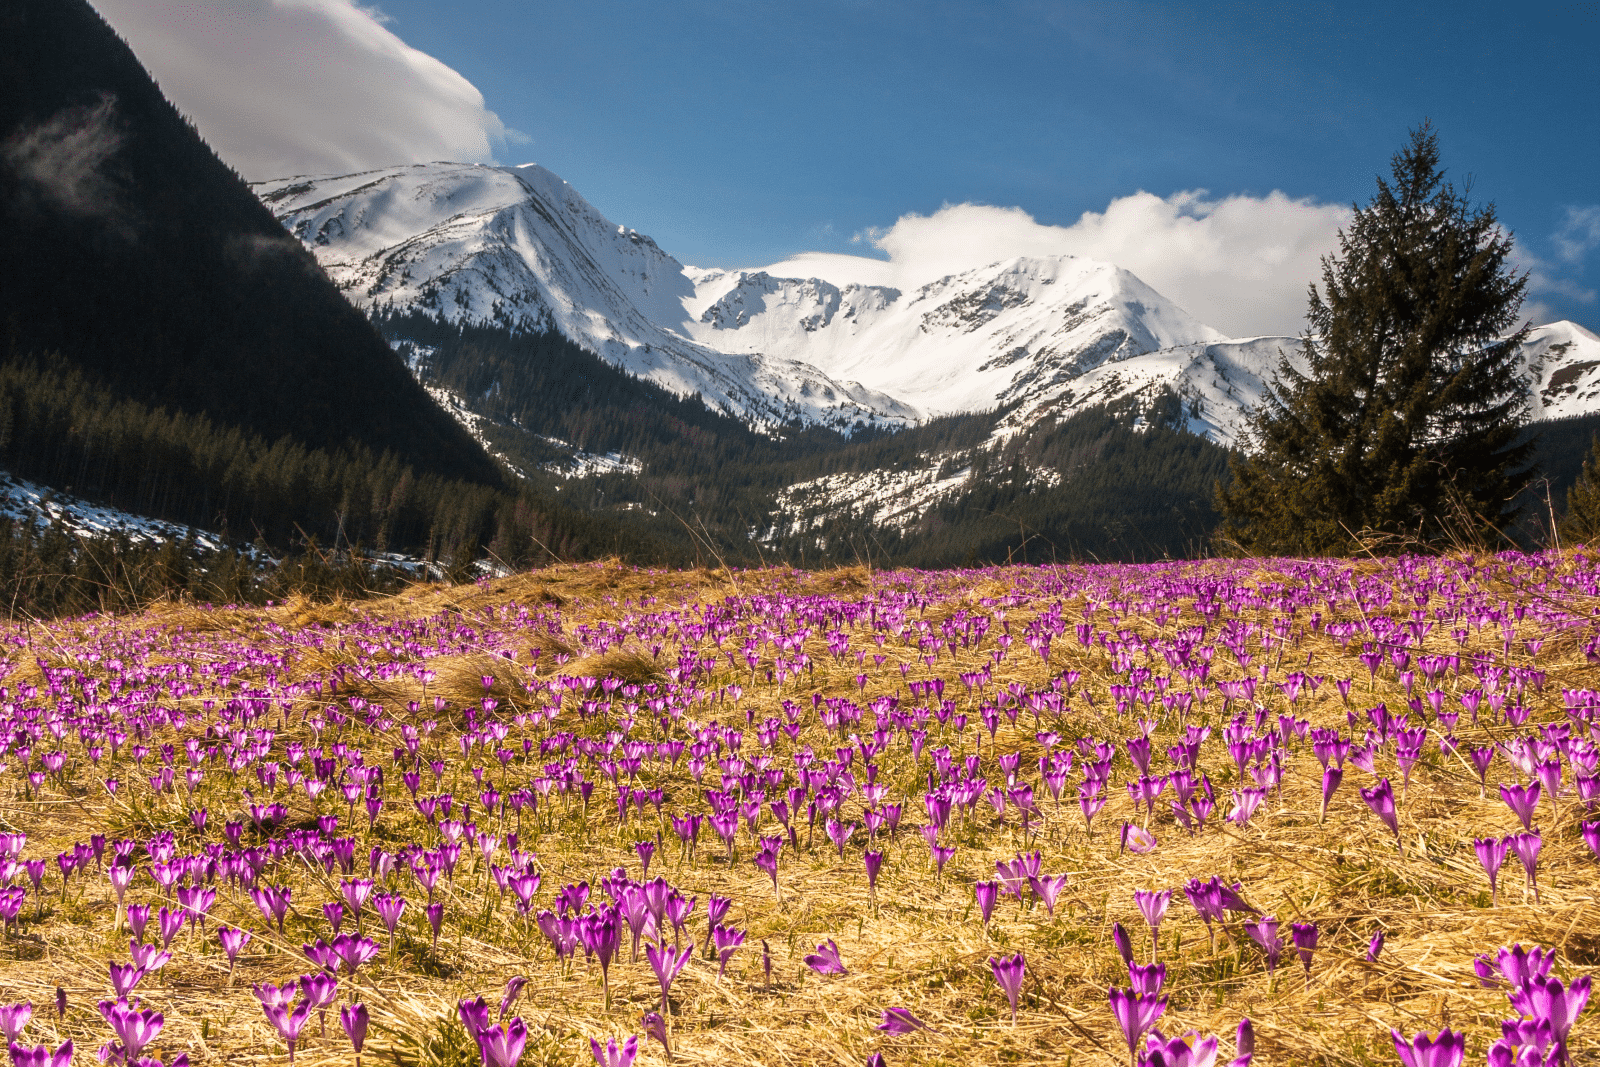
(0, 553, 1593, 1067)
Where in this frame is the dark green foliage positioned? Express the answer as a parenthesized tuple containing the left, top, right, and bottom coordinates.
(885, 394, 1232, 565)
(1219, 124, 1533, 554)
(1562, 434, 1600, 543)
(0, 355, 661, 567)
(0, 0, 499, 485)
(0, 517, 409, 619)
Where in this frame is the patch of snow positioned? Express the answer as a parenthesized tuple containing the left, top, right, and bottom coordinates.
(775, 459, 975, 534)
(0, 471, 232, 551)
(535, 436, 642, 479)
(422, 384, 530, 480)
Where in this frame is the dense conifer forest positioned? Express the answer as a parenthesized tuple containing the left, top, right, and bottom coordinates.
(0, 0, 498, 482)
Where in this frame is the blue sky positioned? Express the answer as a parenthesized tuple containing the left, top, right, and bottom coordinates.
(98, 0, 1600, 333)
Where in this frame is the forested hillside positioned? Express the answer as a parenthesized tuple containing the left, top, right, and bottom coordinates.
(0, 0, 497, 484)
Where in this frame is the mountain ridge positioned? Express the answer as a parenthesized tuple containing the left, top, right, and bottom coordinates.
(258, 160, 1596, 459)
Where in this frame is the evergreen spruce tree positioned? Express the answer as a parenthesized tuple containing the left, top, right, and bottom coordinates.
(1561, 435, 1600, 542)
(1218, 123, 1533, 554)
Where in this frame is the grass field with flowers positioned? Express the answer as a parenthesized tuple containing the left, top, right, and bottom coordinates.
(0, 553, 1594, 1067)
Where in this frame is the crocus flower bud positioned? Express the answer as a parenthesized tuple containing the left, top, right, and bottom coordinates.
(1112, 921, 1134, 966)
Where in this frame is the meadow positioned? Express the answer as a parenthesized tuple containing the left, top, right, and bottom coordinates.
(0, 553, 1593, 1067)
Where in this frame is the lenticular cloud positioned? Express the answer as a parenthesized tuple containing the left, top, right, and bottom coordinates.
(90, 0, 512, 179)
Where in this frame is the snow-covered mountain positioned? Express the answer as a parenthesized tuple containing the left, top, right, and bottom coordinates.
(255, 161, 1599, 462)
(680, 256, 1223, 416)
(1522, 320, 1600, 422)
(254, 162, 1230, 433)
(255, 164, 915, 431)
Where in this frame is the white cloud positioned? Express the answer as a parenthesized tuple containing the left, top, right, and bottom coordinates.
(765, 192, 1353, 337)
(1509, 241, 1596, 333)
(1555, 205, 1600, 265)
(91, 0, 514, 180)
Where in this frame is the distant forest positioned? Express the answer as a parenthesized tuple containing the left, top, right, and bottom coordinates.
(0, 0, 663, 570)
(385, 317, 1242, 566)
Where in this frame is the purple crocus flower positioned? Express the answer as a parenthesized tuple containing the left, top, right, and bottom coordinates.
(1475, 836, 1509, 906)
(458, 997, 492, 1039)
(1134, 889, 1171, 960)
(646, 942, 693, 1014)
(1245, 916, 1282, 975)
(1390, 1028, 1466, 1067)
(499, 976, 527, 1022)
(1509, 830, 1543, 902)
(1478, 943, 1556, 990)
(877, 1007, 927, 1034)
(1108, 987, 1167, 1067)
(989, 953, 1025, 1021)
(0, 1004, 30, 1043)
(804, 939, 846, 977)
(975, 881, 999, 926)
(299, 971, 338, 1035)
(5, 1040, 72, 1067)
(1126, 962, 1165, 997)
(373, 893, 406, 950)
(1112, 922, 1134, 966)
(262, 1002, 311, 1065)
(340, 1002, 368, 1064)
(1509, 974, 1591, 1058)
(253, 982, 296, 1010)
(1183, 878, 1225, 950)
(476, 1018, 528, 1067)
(864, 851, 884, 899)
(712, 925, 745, 980)
(1500, 782, 1541, 832)
(332, 933, 381, 977)
(1290, 922, 1319, 988)
(590, 1035, 638, 1067)
(1367, 929, 1385, 963)
(1319, 767, 1342, 824)
(1141, 1030, 1219, 1067)
(640, 1011, 670, 1060)
(1359, 778, 1401, 848)
(102, 1002, 163, 1062)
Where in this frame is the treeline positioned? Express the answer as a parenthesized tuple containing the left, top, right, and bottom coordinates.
(774, 395, 1233, 567)
(0, 0, 499, 485)
(0, 517, 425, 618)
(0, 354, 659, 566)
(385, 318, 1244, 565)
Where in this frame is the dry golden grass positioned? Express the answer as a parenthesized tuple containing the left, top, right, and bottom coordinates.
(0, 557, 1593, 1067)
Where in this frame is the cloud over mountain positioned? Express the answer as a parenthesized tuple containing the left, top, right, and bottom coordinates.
(91, 0, 512, 179)
(765, 191, 1351, 339)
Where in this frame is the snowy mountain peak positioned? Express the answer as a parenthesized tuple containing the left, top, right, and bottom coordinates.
(255, 161, 1235, 430)
(255, 162, 1594, 451)
(256, 163, 914, 430)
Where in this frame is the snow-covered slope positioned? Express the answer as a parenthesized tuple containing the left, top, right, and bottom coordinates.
(255, 164, 916, 431)
(1522, 321, 1600, 422)
(681, 256, 1223, 416)
(255, 163, 1224, 431)
(0, 471, 230, 551)
(255, 162, 1598, 462)
(992, 335, 1302, 447)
